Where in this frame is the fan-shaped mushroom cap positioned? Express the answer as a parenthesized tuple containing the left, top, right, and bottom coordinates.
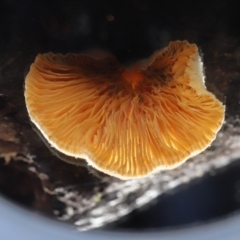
(25, 41, 225, 180)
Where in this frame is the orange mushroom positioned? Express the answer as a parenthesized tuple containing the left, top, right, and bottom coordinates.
(24, 40, 225, 180)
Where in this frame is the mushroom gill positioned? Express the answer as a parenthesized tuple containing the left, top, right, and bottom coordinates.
(24, 40, 225, 179)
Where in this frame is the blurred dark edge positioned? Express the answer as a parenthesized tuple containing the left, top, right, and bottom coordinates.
(1, 194, 240, 240)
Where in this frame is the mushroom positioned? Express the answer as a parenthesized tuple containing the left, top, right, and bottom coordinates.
(24, 40, 225, 180)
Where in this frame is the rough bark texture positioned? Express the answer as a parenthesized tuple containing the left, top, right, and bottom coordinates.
(0, 0, 240, 231)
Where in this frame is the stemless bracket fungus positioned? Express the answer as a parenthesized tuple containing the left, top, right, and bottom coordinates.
(24, 41, 225, 180)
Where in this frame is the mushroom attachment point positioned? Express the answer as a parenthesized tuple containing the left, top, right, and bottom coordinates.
(25, 41, 225, 180)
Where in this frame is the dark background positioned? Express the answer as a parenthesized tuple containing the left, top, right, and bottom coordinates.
(1, 0, 240, 230)
(1, 0, 239, 62)
(115, 159, 240, 229)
